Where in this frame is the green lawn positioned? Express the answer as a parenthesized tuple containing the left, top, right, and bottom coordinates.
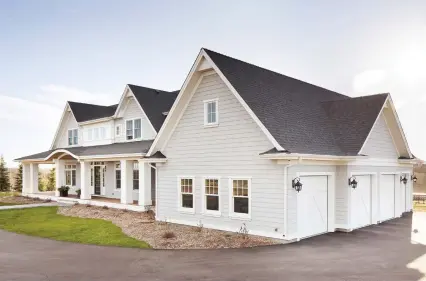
(0, 202, 22, 206)
(0, 207, 150, 248)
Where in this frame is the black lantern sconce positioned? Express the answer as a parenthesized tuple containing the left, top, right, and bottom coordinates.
(292, 177, 303, 192)
(400, 175, 408, 185)
(411, 174, 418, 183)
(348, 176, 358, 189)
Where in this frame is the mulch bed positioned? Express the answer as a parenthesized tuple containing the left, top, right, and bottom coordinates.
(58, 205, 282, 249)
(0, 195, 47, 205)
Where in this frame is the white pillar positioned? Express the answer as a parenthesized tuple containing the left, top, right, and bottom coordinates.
(138, 160, 152, 208)
(22, 163, 31, 195)
(80, 161, 91, 200)
(55, 159, 65, 196)
(29, 163, 39, 194)
(120, 160, 133, 204)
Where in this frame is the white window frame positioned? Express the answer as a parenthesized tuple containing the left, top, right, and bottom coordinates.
(64, 164, 77, 187)
(203, 98, 219, 127)
(94, 128, 100, 140)
(228, 177, 251, 220)
(125, 118, 142, 140)
(115, 163, 121, 190)
(67, 128, 78, 146)
(88, 128, 93, 141)
(177, 176, 195, 214)
(115, 124, 122, 137)
(100, 127, 106, 139)
(202, 177, 221, 216)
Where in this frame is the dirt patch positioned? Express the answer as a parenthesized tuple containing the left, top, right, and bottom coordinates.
(0, 195, 47, 205)
(58, 205, 282, 249)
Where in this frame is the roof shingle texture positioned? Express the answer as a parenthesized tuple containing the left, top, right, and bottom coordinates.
(67, 102, 118, 123)
(204, 49, 388, 156)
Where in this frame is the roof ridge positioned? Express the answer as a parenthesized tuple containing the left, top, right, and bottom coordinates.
(127, 83, 179, 94)
(202, 48, 348, 98)
(67, 101, 116, 108)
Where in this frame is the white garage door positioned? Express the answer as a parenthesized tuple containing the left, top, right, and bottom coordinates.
(297, 176, 328, 238)
(380, 174, 396, 221)
(351, 175, 372, 229)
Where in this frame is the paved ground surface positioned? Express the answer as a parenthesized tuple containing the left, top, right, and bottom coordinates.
(1, 213, 425, 281)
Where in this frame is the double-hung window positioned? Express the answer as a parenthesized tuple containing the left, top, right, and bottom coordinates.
(68, 129, 78, 145)
(115, 163, 121, 189)
(229, 178, 251, 219)
(179, 177, 194, 213)
(203, 178, 220, 215)
(204, 99, 218, 127)
(65, 164, 77, 186)
(126, 118, 142, 140)
(133, 162, 139, 190)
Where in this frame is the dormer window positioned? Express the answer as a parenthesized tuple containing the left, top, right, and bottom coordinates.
(204, 99, 219, 127)
(68, 129, 78, 146)
(126, 118, 142, 140)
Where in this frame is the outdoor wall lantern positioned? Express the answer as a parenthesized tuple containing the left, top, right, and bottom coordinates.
(292, 177, 303, 192)
(400, 175, 408, 185)
(411, 174, 418, 183)
(348, 176, 358, 189)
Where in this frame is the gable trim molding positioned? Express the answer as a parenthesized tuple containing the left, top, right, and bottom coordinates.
(50, 103, 78, 150)
(147, 49, 284, 156)
(113, 85, 158, 135)
(357, 96, 412, 158)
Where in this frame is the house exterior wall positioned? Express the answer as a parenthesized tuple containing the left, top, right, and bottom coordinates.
(114, 97, 157, 142)
(54, 111, 79, 149)
(360, 113, 398, 158)
(156, 72, 285, 238)
(81, 120, 114, 147)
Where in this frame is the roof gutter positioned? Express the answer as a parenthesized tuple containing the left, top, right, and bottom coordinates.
(260, 153, 361, 161)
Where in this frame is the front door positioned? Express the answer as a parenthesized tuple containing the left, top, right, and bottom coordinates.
(94, 166, 101, 195)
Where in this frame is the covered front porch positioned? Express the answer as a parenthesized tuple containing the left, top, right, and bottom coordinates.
(16, 142, 164, 212)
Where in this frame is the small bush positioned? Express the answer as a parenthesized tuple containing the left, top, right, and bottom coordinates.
(102, 205, 109, 210)
(85, 204, 91, 208)
(146, 210, 155, 221)
(123, 209, 128, 213)
(162, 231, 176, 239)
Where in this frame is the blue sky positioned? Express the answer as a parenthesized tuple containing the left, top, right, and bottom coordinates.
(1, 0, 425, 166)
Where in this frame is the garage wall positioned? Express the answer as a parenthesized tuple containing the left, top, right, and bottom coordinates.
(286, 165, 336, 237)
(335, 165, 349, 227)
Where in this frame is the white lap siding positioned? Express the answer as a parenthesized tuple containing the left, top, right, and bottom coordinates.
(55, 112, 79, 149)
(157, 73, 285, 238)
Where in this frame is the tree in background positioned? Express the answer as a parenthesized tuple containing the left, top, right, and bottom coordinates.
(14, 164, 23, 192)
(0, 155, 10, 191)
(46, 167, 56, 191)
(38, 172, 48, 191)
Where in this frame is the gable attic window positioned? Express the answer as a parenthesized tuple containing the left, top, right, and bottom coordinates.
(68, 129, 78, 146)
(126, 118, 142, 140)
(204, 99, 219, 127)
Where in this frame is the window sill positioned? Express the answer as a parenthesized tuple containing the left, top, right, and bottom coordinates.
(203, 123, 219, 128)
(179, 208, 195, 214)
(229, 213, 251, 221)
(202, 211, 221, 217)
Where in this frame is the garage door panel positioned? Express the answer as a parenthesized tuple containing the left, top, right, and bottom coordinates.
(297, 176, 328, 239)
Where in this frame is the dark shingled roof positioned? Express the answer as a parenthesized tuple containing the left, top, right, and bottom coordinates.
(204, 48, 389, 156)
(127, 84, 179, 132)
(15, 140, 153, 161)
(68, 102, 118, 123)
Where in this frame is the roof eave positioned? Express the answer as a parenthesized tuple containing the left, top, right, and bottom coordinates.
(259, 153, 362, 161)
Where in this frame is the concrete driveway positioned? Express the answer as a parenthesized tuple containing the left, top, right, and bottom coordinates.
(0, 213, 425, 281)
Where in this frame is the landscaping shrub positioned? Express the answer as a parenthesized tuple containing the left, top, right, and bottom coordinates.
(162, 231, 176, 239)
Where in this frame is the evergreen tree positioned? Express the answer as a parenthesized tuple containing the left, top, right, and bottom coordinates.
(46, 167, 56, 191)
(0, 155, 10, 191)
(14, 164, 23, 192)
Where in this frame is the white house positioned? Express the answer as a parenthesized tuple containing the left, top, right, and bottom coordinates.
(17, 48, 416, 240)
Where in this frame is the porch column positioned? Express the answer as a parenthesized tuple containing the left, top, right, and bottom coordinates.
(22, 163, 31, 195)
(80, 161, 91, 200)
(138, 160, 152, 208)
(29, 163, 39, 194)
(120, 160, 133, 204)
(54, 159, 65, 197)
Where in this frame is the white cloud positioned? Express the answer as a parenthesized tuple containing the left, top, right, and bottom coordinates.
(0, 85, 117, 167)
